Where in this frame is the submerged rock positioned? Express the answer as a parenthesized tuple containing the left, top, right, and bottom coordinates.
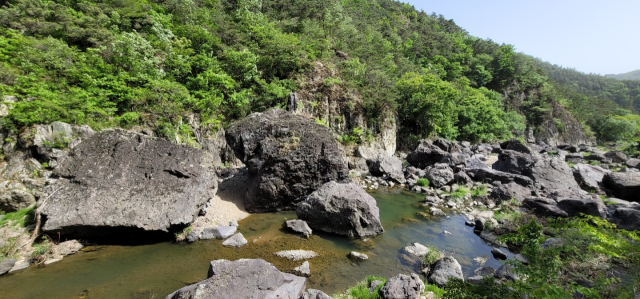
(293, 261, 311, 277)
(166, 259, 306, 299)
(286, 219, 313, 238)
(275, 250, 318, 261)
(42, 129, 218, 240)
(226, 109, 350, 212)
(380, 273, 425, 299)
(222, 233, 247, 248)
(491, 248, 507, 260)
(349, 251, 369, 261)
(296, 181, 384, 238)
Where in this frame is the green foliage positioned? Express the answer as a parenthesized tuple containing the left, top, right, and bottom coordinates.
(471, 185, 487, 197)
(423, 247, 443, 267)
(416, 178, 430, 187)
(447, 187, 469, 200)
(0, 206, 36, 228)
(334, 275, 387, 299)
(424, 284, 445, 298)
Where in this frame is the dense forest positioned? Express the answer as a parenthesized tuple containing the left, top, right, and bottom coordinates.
(0, 0, 638, 147)
(606, 70, 640, 81)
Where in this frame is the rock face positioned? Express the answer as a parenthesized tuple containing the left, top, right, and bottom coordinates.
(369, 156, 406, 184)
(380, 273, 425, 299)
(603, 172, 640, 202)
(166, 259, 306, 299)
(493, 150, 580, 192)
(296, 181, 384, 238)
(226, 109, 350, 212)
(427, 256, 464, 287)
(42, 129, 218, 240)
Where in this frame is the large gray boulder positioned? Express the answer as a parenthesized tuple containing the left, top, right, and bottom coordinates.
(573, 164, 610, 192)
(226, 109, 350, 212)
(603, 172, 640, 202)
(166, 259, 306, 299)
(489, 182, 532, 203)
(42, 129, 218, 239)
(407, 140, 449, 169)
(610, 207, 640, 231)
(296, 181, 384, 238)
(493, 150, 580, 192)
(0, 182, 36, 213)
(425, 164, 454, 188)
(369, 156, 406, 184)
(380, 273, 425, 299)
(523, 197, 568, 218)
(286, 220, 313, 238)
(0, 258, 17, 276)
(427, 256, 464, 287)
(605, 151, 628, 163)
(556, 197, 607, 219)
(500, 138, 533, 154)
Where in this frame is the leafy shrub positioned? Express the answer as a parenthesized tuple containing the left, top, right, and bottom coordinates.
(416, 178, 429, 187)
(334, 275, 387, 299)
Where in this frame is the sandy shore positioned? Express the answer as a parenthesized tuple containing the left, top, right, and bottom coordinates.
(193, 170, 251, 228)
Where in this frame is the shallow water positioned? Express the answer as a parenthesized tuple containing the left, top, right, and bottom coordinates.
(0, 189, 512, 299)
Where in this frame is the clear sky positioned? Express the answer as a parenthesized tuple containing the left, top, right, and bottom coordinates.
(403, 0, 640, 75)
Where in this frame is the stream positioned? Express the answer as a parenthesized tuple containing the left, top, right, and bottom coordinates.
(0, 188, 512, 299)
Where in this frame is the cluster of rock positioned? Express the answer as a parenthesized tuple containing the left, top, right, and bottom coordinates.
(355, 138, 640, 231)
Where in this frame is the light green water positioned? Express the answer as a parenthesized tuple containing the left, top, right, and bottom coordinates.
(0, 189, 511, 299)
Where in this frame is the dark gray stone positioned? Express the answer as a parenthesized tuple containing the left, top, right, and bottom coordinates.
(541, 238, 565, 249)
(369, 156, 406, 184)
(286, 220, 313, 238)
(610, 208, 640, 231)
(380, 273, 425, 299)
(466, 168, 535, 188)
(427, 256, 464, 287)
(603, 172, 640, 202)
(493, 150, 580, 192)
(0, 258, 17, 276)
(226, 109, 350, 212)
(491, 248, 508, 260)
(500, 139, 533, 154)
(625, 158, 640, 168)
(426, 164, 454, 188)
(494, 264, 519, 281)
(453, 171, 472, 184)
(166, 259, 306, 299)
(489, 182, 532, 203)
(474, 266, 495, 276)
(557, 198, 607, 218)
(573, 164, 610, 192)
(296, 181, 384, 238)
(605, 151, 628, 163)
(466, 156, 489, 170)
(42, 129, 218, 240)
(523, 197, 568, 218)
(407, 140, 449, 169)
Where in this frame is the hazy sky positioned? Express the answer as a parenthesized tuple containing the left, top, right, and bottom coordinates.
(403, 0, 640, 75)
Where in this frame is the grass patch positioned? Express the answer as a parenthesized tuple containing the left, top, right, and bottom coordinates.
(589, 161, 601, 166)
(567, 161, 576, 168)
(0, 206, 36, 228)
(417, 178, 430, 187)
(334, 275, 387, 299)
(448, 187, 469, 200)
(471, 185, 488, 197)
(424, 284, 445, 298)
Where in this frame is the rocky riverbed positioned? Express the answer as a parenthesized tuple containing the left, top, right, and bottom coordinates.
(1, 109, 639, 298)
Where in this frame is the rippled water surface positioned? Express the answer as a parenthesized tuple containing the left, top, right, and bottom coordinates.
(0, 189, 512, 299)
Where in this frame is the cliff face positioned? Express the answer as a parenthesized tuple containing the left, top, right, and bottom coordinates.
(289, 62, 396, 158)
(525, 102, 595, 146)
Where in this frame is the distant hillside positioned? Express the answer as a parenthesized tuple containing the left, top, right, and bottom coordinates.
(606, 70, 640, 81)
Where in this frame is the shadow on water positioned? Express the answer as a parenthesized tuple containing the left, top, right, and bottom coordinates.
(0, 189, 512, 299)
